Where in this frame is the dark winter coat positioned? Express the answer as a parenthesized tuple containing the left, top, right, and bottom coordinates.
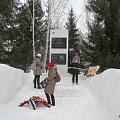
(44, 67, 57, 94)
(71, 62, 79, 75)
(68, 50, 75, 63)
(70, 55, 80, 74)
(34, 57, 42, 75)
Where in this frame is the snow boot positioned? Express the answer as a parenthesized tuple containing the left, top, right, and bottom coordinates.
(33, 80, 36, 88)
(51, 94, 55, 106)
(45, 93, 51, 105)
(37, 79, 40, 89)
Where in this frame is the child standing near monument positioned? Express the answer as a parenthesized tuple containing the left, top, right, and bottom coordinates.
(71, 52, 80, 85)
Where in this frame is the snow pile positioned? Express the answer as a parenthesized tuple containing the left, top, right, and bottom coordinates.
(0, 64, 119, 120)
(86, 69, 120, 119)
(0, 64, 24, 103)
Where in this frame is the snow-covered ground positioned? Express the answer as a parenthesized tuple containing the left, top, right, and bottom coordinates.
(0, 64, 120, 120)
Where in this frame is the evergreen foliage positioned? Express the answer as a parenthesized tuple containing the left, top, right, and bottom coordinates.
(65, 7, 80, 50)
(28, 0, 47, 55)
(0, 0, 15, 64)
(9, 3, 33, 71)
(0, 0, 46, 72)
(86, 0, 120, 71)
(65, 7, 90, 68)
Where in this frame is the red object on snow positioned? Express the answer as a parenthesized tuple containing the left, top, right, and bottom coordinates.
(18, 96, 51, 108)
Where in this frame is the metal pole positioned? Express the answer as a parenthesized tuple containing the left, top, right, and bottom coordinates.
(33, 0, 35, 59)
(43, 0, 51, 72)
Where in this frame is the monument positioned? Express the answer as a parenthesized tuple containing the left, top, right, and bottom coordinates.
(50, 29, 68, 73)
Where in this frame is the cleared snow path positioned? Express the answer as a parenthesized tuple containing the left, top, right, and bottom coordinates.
(0, 72, 113, 120)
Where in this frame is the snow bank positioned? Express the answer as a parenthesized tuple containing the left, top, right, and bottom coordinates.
(0, 64, 24, 104)
(86, 69, 120, 119)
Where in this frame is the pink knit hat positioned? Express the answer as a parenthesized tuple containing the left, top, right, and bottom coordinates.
(75, 52, 78, 56)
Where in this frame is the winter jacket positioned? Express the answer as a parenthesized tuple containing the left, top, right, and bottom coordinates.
(68, 50, 75, 62)
(71, 56, 80, 75)
(71, 62, 79, 74)
(34, 57, 42, 75)
(44, 67, 57, 94)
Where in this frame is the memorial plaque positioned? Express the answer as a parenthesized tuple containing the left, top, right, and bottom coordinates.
(51, 54, 66, 64)
(51, 38, 67, 48)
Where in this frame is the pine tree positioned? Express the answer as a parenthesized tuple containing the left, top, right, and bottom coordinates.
(65, 7, 79, 50)
(86, 0, 120, 71)
(9, 3, 33, 71)
(0, 36, 5, 63)
(10, 0, 46, 71)
(0, 0, 46, 71)
(28, 0, 47, 56)
(0, 0, 16, 64)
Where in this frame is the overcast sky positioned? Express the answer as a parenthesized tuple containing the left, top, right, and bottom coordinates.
(68, 0, 87, 35)
(20, 0, 88, 34)
(71, 0, 88, 34)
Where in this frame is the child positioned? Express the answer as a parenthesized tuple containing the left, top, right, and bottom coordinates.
(71, 52, 80, 85)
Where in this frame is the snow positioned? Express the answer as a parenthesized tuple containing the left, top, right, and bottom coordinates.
(0, 64, 119, 120)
